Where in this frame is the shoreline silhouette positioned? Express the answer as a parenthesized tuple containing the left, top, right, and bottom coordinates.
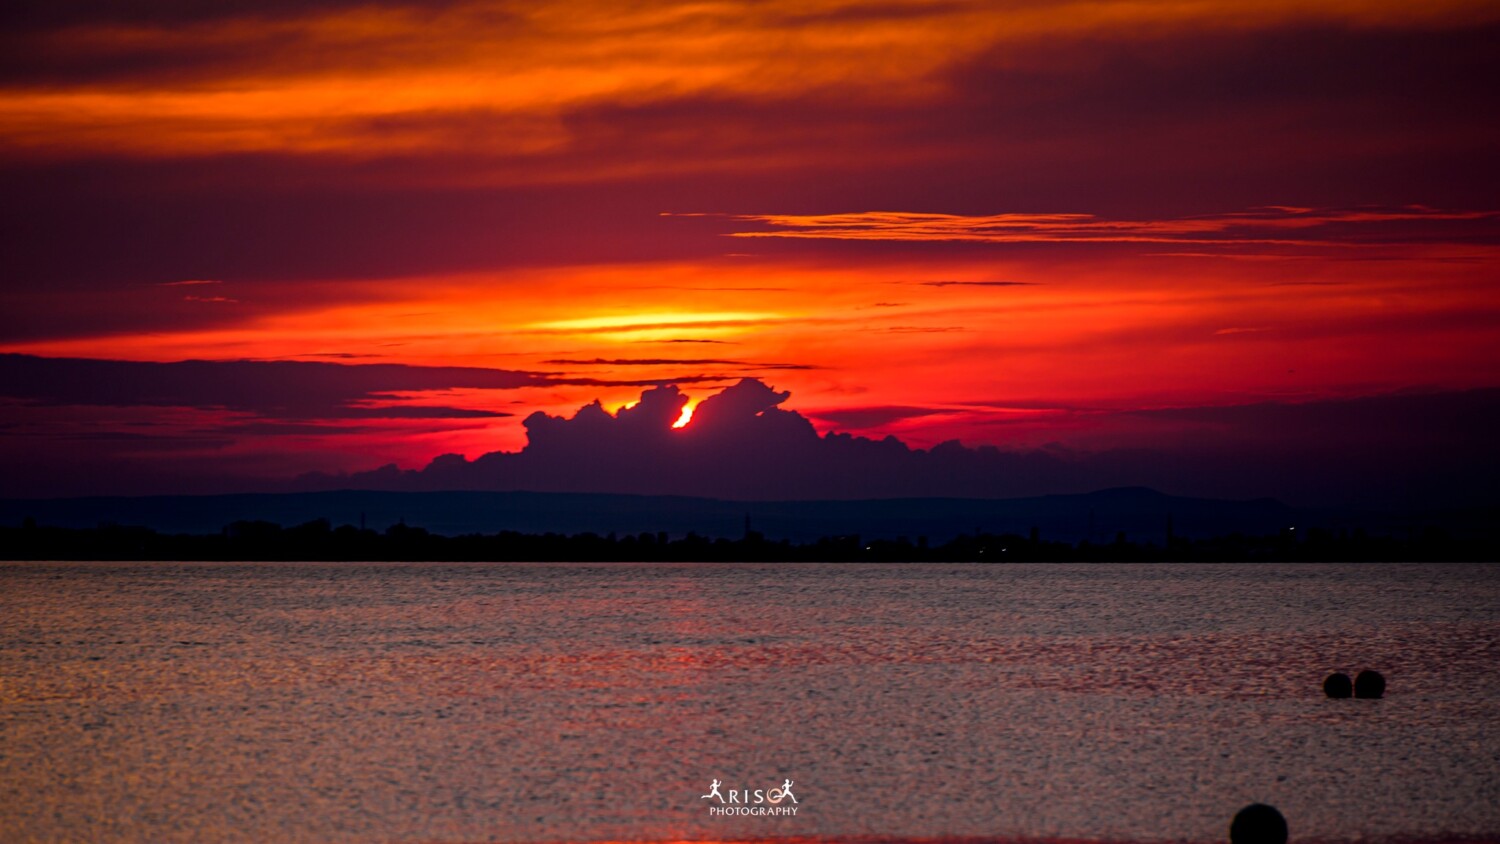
(2, 517, 1491, 562)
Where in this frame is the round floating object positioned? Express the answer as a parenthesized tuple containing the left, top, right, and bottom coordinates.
(1354, 669, 1386, 699)
(1323, 672, 1353, 699)
(1230, 803, 1288, 844)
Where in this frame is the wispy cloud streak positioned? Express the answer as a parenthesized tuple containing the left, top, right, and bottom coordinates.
(719, 206, 1499, 249)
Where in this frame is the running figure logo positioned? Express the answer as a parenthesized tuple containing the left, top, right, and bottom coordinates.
(700, 777, 800, 816)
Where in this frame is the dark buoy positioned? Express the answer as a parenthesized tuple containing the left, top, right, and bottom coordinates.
(1354, 669, 1386, 699)
(1230, 803, 1288, 844)
(1323, 672, 1352, 699)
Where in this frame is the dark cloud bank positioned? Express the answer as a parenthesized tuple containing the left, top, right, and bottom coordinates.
(301, 378, 1500, 510)
(0, 353, 541, 419)
(0, 353, 729, 420)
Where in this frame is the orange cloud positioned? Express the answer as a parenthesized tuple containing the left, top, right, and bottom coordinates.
(5, 0, 1496, 164)
(719, 206, 1500, 250)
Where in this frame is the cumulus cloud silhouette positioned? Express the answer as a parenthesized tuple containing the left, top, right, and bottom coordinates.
(301, 378, 1500, 509)
(306, 378, 1078, 499)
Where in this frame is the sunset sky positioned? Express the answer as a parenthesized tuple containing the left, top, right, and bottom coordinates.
(2, 0, 1497, 503)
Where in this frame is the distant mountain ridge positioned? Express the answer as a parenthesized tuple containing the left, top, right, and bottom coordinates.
(0, 487, 1473, 545)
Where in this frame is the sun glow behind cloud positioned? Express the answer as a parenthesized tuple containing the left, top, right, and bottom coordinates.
(0, 222, 1495, 491)
(5, 230, 1493, 454)
(533, 311, 780, 337)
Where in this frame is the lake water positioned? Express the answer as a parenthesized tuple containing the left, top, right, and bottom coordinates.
(1, 562, 1497, 843)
